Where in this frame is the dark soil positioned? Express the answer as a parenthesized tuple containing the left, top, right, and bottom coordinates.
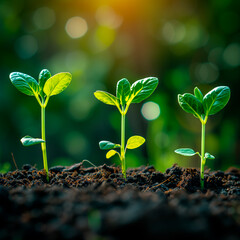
(0, 163, 240, 239)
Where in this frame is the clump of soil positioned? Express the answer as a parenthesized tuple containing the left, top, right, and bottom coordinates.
(0, 164, 239, 239)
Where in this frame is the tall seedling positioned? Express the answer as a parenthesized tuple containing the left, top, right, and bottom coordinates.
(175, 86, 230, 190)
(10, 69, 72, 180)
(94, 77, 158, 179)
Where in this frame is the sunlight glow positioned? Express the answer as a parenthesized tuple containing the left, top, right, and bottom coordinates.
(141, 102, 160, 121)
(162, 20, 186, 44)
(223, 43, 240, 67)
(65, 16, 88, 39)
(194, 62, 219, 83)
(95, 5, 122, 29)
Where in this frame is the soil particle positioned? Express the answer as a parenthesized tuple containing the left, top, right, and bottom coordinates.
(49, 166, 66, 173)
(0, 164, 239, 239)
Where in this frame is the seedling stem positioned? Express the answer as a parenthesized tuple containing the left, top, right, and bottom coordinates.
(200, 122, 205, 190)
(121, 107, 126, 179)
(41, 104, 49, 181)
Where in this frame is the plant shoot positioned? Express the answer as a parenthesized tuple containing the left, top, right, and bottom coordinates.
(94, 77, 158, 179)
(10, 69, 72, 180)
(175, 86, 230, 190)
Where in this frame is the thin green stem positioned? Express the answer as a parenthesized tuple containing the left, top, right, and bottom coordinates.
(41, 105, 49, 181)
(35, 94, 42, 107)
(43, 95, 50, 108)
(200, 122, 205, 190)
(124, 102, 130, 115)
(121, 108, 126, 179)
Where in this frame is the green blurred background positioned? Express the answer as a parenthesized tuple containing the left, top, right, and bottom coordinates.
(0, 0, 239, 173)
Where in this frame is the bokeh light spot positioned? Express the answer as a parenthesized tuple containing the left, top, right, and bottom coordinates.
(95, 5, 122, 29)
(195, 62, 219, 83)
(65, 16, 88, 39)
(183, 20, 208, 48)
(33, 7, 55, 30)
(223, 43, 240, 67)
(14, 35, 38, 59)
(92, 26, 116, 52)
(162, 20, 186, 44)
(141, 102, 160, 121)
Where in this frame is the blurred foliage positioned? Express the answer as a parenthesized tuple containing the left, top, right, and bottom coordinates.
(0, 0, 239, 172)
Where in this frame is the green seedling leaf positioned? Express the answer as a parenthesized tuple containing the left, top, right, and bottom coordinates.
(94, 91, 120, 107)
(126, 136, 145, 149)
(175, 148, 198, 156)
(106, 150, 118, 159)
(9, 72, 39, 96)
(194, 87, 203, 102)
(39, 69, 51, 97)
(44, 72, 72, 97)
(203, 86, 230, 116)
(21, 136, 45, 146)
(205, 152, 215, 160)
(178, 93, 204, 119)
(116, 78, 131, 106)
(99, 141, 120, 150)
(130, 77, 159, 103)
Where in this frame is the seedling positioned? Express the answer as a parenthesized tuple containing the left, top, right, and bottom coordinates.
(175, 86, 230, 190)
(10, 69, 72, 181)
(94, 77, 158, 179)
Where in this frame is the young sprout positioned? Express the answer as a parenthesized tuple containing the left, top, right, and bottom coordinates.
(10, 69, 72, 181)
(175, 86, 231, 190)
(94, 77, 159, 179)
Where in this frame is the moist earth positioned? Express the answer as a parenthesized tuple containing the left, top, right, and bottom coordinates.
(0, 163, 240, 239)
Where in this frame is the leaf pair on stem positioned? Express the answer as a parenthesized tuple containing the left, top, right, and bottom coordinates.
(100, 136, 146, 159)
(175, 86, 230, 190)
(10, 69, 72, 180)
(94, 77, 158, 179)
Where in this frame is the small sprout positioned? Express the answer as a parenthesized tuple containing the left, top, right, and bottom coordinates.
(175, 86, 230, 190)
(10, 69, 72, 181)
(94, 77, 158, 179)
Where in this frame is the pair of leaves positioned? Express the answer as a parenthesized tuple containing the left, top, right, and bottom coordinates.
(99, 136, 145, 159)
(99, 141, 120, 159)
(10, 70, 72, 102)
(175, 148, 215, 160)
(94, 77, 158, 112)
(178, 86, 230, 122)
